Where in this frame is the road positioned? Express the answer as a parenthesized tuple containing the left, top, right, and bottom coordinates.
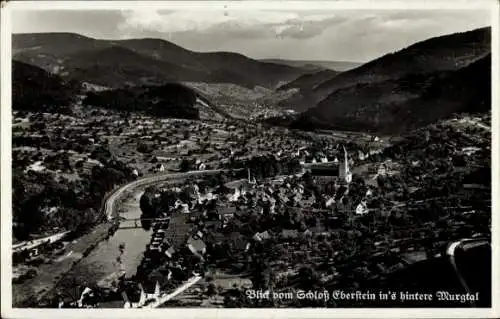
(103, 169, 228, 308)
(13, 231, 72, 253)
(104, 169, 225, 220)
(12, 168, 225, 307)
(135, 275, 203, 308)
(445, 238, 491, 307)
(17, 163, 329, 307)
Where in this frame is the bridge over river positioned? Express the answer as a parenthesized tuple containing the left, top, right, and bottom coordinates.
(117, 217, 170, 230)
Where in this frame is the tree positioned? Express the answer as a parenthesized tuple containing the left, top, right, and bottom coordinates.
(137, 142, 152, 154)
(206, 283, 217, 298)
(140, 187, 157, 217)
(179, 159, 192, 172)
(297, 266, 321, 290)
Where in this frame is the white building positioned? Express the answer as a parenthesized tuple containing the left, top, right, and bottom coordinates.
(124, 281, 161, 308)
(356, 201, 369, 215)
(325, 197, 336, 208)
(377, 164, 387, 176)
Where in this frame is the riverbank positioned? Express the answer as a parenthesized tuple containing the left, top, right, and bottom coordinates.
(13, 184, 128, 307)
(13, 221, 117, 307)
(13, 169, 225, 307)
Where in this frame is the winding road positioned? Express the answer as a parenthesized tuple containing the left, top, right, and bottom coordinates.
(104, 169, 225, 221)
(98, 169, 225, 307)
(445, 238, 491, 307)
(12, 168, 226, 307)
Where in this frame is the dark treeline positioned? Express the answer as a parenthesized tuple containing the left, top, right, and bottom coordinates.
(224, 155, 302, 180)
(83, 83, 200, 119)
(13, 60, 80, 114)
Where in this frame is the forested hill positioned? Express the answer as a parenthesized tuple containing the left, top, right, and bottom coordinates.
(13, 60, 80, 113)
(82, 83, 200, 120)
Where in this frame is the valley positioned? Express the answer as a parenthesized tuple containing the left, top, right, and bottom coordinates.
(10, 23, 492, 309)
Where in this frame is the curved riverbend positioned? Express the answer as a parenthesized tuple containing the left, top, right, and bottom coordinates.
(60, 169, 225, 289)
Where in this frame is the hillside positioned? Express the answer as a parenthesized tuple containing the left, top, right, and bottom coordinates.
(13, 33, 306, 90)
(12, 60, 80, 114)
(315, 27, 490, 98)
(290, 27, 491, 133)
(276, 69, 339, 111)
(277, 69, 339, 92)
(260, 59, 361, 72)
(82, 83, 200, 119)
(13, 33, 108, 74)
(63, 46, 208, 88)
(295, 53, 491, 134)
(282, 27, 490, 114)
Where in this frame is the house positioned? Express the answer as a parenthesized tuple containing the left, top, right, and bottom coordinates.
(253, 230, 271, 242)
(26, 161, 46, 173)
(137, 281, 161, 307)
(164, 246, 175, 258)
(198, 192, 216, 204)
(187, 235, 207, 259)
(77, 287, 96, 308)
(400, 251, 428, 266)
(300, 195, 316, 208)
(281, 229, 299, 239)
(356, 201, 369, 215)
(366, 188, 373, 197)
(358, 150, 367, 161)
(229, 187, 241, 202)
(174, 200, 190, 214)
(278, 193, 290, 204)
(325, 196, 336, 208)
(80, 158, 104, 174)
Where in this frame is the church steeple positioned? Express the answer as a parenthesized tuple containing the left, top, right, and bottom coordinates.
(343, 146, 352, 184)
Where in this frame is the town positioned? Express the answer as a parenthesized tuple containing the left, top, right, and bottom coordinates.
(9, 8, 492, 312)
(11, 105, 491, 308)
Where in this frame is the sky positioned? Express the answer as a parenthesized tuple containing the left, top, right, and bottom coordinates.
(12, 8, 491, 62)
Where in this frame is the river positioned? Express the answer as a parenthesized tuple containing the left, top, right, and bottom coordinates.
(62, 188, 152, 290)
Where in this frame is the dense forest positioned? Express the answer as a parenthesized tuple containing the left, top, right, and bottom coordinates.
(82, 83, 200, 119)
(13, 60, 80, 113)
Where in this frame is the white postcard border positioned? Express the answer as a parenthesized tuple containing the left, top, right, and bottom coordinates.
(1, 1, 499, 318)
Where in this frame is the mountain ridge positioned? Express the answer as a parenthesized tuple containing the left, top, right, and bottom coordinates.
(13, 27, 492, 132)
(295, 52, 491, 134)
(259, 58, 362, 72)
(13, 32, 307, 90)
(278, 26, 491, 113)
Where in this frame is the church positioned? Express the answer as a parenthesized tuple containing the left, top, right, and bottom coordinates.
(309, 146, 352, 185)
